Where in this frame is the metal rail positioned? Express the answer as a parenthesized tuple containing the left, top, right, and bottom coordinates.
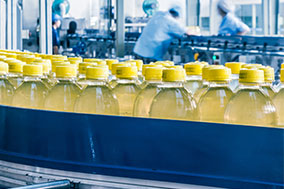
(11, 180, 70, 189)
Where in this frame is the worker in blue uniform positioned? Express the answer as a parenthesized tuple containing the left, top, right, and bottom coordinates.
(134, 5, 189, 62)
(218, 0, 250, 36)
(52, 14, 62, 54)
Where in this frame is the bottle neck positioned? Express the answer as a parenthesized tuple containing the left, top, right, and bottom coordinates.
(117, 77, 138, 84)
(0, 74, 8, 79)
(239, 82, 261, 89)
(208, 81, 230, 87)
(231, 74, 239, 80)
(8, 72, 22, 77)
(161, 81, 184, 88)
(144, 80, 163, 85)
(186, 75, 202, 81)
(23, 75, 43, 82)
(57, 77, 77, 83)
(85, 79, 108, 86)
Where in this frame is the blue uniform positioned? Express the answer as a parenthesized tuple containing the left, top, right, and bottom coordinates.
(52, 27, 60, 47)
(218, 13, 250, 36)
(134, 11, 186, 61)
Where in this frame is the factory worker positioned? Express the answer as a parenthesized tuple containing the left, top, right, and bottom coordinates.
(134, 5, 190, 62)
(218, 0, 250, 36)
(52, 14, 62, 54)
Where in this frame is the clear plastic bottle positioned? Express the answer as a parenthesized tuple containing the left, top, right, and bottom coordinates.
(198, 67, 233, 123)
(74, 65, 119, 115)
(272, 69, 284, 126)
(149, 68, 197, 120)
(112, 65, 141, 116)
(12, 64, 48, 109)
(224, 69, 277, 126)
(31, 60, 53, 89)
(140, 64, 163, 89)
(44, 65, 81, 112)
(259, 66, 276, 98)
(225, 62, 244, 92)
(125, 60, 144, 82)
(133, 67, 163, 117)
(0, 62, 14, 105)
(184, 63, 203, 95)
(6, 60, 25, 89)
(77, 62, 97, 87)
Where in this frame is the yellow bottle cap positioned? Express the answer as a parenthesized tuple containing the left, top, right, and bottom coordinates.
(208, 67, 231, 81)
(116, 66, 138, 79)
(0, 62, 8, 74)
(142, 64, 163, 76)
(165, 65, 183, 69)
(281, 64, 284, 69)
(199, 61, 209, 66)
(6, 53, 17, 59)
(25, 56, 37, 64)
(0, 56, 6, 62)
(225, 62, 244, 74)
(239, 69, 264, 83)
(86, 66, 109, 80)
(8, 61, 24, 73)
(4, 58, 24, 64)
(23, 64, 43, 76)
(79, 62, 97, 74)
(84, 58, 100, 62)
(52, 61, 70, 73)
(68, 57, 82, 62)
(145, 67, 163, 81)
(163, 68, 186, 82)
(125, 60, 143, 71)
(184, 63, 203, 76)
(152, 62, 170, 67)
(164, 60, 175, 66)
(111, 62, 131, 75)
(105, 59, 119, 70)
(31, 62, 50, 74)
(242, 64, 262, 69)
(52, 56, 65, 63)
(56, 65, 77, 78)
(259, 66, 274, 82)
(281, 69, 284, 82)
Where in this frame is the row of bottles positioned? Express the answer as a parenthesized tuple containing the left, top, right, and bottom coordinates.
(0, 49, 283, 127)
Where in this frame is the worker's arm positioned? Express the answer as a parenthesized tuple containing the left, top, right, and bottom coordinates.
(236, 19, 250, 35)
(168, 18, 188, 38)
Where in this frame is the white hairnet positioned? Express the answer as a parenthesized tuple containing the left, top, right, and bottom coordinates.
(217, 0, 235, 13)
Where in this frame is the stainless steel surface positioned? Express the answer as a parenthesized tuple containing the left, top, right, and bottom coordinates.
(0, 160, 219, 189)
(12, 180, 70, 189)
(0, 0, 6, 49)
(115, 0, 125, 57)
(39, 0, 52, 54)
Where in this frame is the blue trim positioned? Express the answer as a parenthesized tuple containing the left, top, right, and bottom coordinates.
(0, 105, 283, 188)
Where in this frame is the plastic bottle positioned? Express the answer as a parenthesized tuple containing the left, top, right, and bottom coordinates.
(149, 68, 197, 120)
(0, 62, 14, 105)
(6, 60, 25, 89)
(133, 67, 163, 117)
(224, 69, 277, 126)
(44, 65, 81, 112)
(109, 62, 131, 88)
(77, 62, 97, 87)
(225, 62, 244, 91)
(198, 67, 233, 123)
(272, 69, 284, 126)
(112, 66, 141, 116)
(74, 65, 119, 115)
(31, 60, 53, 89)
(184, 63, 203, 94)
(140, 64, 163, 89)
(259, 66, 276, 98)
(12, 64, 48, 109)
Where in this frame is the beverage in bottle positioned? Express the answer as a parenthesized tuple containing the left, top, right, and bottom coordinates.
(272, 69, 284, 126)
(0, 62, 14, 105)
(198, 67, 233, 122)
(74, 65, 119, 115)
(224, 69, 277, 126)
(225, 62, 244, 91)
(133, 67, 163, 117)
(12, 64, 48, 109)
(112, 65, 141, 116)
(259, 66, 275, 98)
(184, 63, 203, 94)
(44, 65, 81, 112)
(149, 68, 197, 120)
(6, 60, 25, 89)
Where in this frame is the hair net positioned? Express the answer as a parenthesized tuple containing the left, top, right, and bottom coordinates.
(52, 14, 62, 23)
(217, 0, 235, 13)
(168, 5, 182, 17)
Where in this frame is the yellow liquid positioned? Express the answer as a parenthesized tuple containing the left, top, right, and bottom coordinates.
(198, 84, 233, 122)
(8, 73, 23, 89)
(184, 76, 203, 95)
(272, 87, 284, 126)
(133, 82, 161, 117)
(0, 77, 15, 105)
(261, 85, 275, 98)
(12, 79, 48, 109)
(224, 87, 277, 126)
(44, 80, 81, 112)
(194, 84, 208, 103)
(149, 83, 197, 120)
(112, 80, 141, 116)
(74, 81, 119, 115)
